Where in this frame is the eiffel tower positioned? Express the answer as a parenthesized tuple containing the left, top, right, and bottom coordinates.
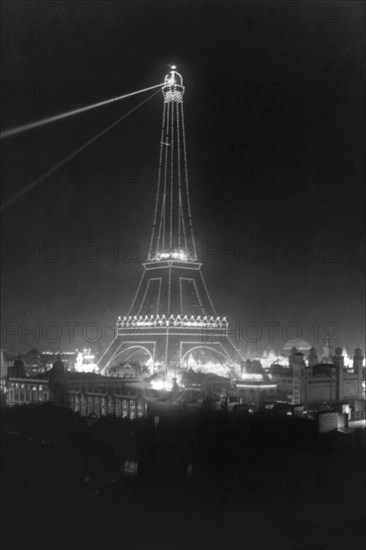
(100, 68, 243, 375)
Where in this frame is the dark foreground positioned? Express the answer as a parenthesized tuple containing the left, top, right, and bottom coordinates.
(1, 404, 365, 550)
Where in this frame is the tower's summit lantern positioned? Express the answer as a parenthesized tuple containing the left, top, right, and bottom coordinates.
(162, 68, 184, 103)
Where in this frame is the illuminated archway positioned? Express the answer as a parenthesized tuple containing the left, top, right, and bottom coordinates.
(181, 345, 231, 368)
(103, 345, 154, 375)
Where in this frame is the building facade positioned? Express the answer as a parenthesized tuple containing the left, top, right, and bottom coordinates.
(3, 357, 146, 421)
(269, 347, 365, 408)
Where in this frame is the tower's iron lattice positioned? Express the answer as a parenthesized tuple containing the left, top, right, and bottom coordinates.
(100, 69, 242, 375)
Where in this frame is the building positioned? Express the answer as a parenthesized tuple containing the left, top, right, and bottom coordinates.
(234, 379, 278, 407)
(3, 356, 146, 421)
(269, 347, 365, 411)
(235, 359, 277, 406)
(67, 372, 146, 420)
(180, 369, 233, 394)
(2, 349, 78, 376)
(5, 356, 49, 405)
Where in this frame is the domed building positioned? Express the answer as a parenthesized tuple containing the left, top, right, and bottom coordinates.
(283, 339, 312, 354)
(6, 355, 49, 406)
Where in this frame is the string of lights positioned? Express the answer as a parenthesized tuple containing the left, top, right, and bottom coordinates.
(117, 314, 228, 329)
(176, 95, 185, 251)
(127, 271, 146, 317)
(148, 100, 167, 260)
(95, 336, 116, 368)
(178, 102, 189, 254)
(160, 100, 170, 253)
(103, 326, 140, 371)
(180, 99, 197, 260)
(167, 264, 172, 314)
(148, 69, 196, 262)
(200, 271, 218, 317)
(169, 100, 175, 250)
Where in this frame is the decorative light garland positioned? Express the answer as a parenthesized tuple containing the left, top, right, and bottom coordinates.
(176, 98, 182, 249)
(148, 71, 196, 261)
(117, 314, 228, 329)
(154, 249, 188, 261)
(127, 270, 145, 316)
(180, 100, 197, 260)
(137, 277, 162, 316)
(148, 101, 167, 260)
(161, 100, 170, 253)
(199, 270, 217, 317)
(169, 99, 174, 250)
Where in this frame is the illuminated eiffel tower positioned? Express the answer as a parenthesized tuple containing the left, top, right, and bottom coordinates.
(100, 68, 242, 375)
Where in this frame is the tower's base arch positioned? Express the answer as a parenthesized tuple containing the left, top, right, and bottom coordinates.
(99, 318, 243, 376)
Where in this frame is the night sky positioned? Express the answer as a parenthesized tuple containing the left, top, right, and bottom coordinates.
(1, 1, 365, 355)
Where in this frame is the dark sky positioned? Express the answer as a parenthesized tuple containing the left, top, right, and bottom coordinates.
(1, 0, 365, 355)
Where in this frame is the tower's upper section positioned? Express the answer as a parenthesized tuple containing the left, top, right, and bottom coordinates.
(147, 67, 197, 263)
(162, 68, 184, 103)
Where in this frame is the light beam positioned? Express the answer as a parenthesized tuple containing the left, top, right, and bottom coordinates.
(1, 89, 161, 211)
(1, 83, 164, 139)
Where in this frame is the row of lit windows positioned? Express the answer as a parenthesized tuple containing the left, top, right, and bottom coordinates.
(7, 388, 49, 403)
(308, 380, 336, 385)
(278, 378, 336, 385)
(69, 394, 144, 419)
(68, 387, 137, 397)
(9, 383, 47, 391)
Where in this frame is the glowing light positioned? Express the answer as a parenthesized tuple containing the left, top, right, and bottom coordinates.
(149, 372, 176, 391)
(235, 384, 277, 388)
(117, 314, 228, 330)
(166, 68, 177, 86)
(74, 349, 97, 373)
(182, 357, 240, 378)
(145, 357, 154, 369)
(155, 249, 188, 261)
(342, 347, 355, 369)
(150, 379, 166, 391)
(259, 350, 287, 370)
(241, 373, 263, 381)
